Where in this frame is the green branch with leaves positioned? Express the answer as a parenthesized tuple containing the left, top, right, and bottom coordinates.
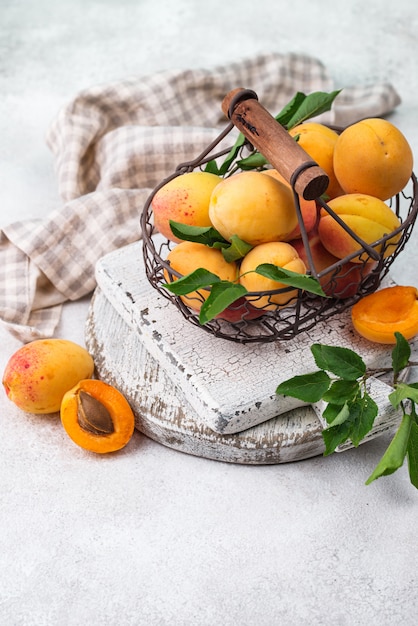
(276, 332, 418, 489)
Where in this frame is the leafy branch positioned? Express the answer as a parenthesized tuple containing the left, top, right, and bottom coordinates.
(276, 332, 418, 489)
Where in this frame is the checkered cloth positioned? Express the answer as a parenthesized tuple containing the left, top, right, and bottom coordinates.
(0, 52, 401, 342)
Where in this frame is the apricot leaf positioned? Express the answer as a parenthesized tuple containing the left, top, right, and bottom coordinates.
(284, 90, 342, 130)
(391, 331, 411, 376)
(276, 370, 331, 403)
(237, 152, 268, 170)
(162, 267, 221, 295)
(365, 412, 412, 484)
(199, 282, 248, 325)
(322, 420, 352, 455)
(169, 221, 227, 247)
(389, 382, 418, 408)
(220, 235, 253, 263)
(323, 402, 351, 426)
(274, 92, 307, 127)
(322, 379, 360, 405)
(217, 133, 247, 176)
(311, 344, 366, 381)
(254, 263, 327, 297)
(407, 418, 418, 489)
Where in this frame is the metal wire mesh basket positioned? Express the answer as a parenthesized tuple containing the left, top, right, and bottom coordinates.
(141, 89, 418, 344)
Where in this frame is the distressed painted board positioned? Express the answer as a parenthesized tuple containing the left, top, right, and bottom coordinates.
(86, 285, 403, 464)
(86, 287, 325, 464)
(91, 241, 402, 436)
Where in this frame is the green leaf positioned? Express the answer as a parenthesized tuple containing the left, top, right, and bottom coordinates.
(169, 221, 227, 246)
(348, 393, 378, 447)
(365, 412, 412, 484)
(322, 394, 378, 453)
(254, 264, 327, 297)
(322, 379, 360, 405)
(204, 159, 220, 175)
(217, 133, 246, 176)
(276, 370, 331, 403)
(311, 344, 366, 381)
(284, 90, 342, 130)
(407, 419, 418, 489)
(389, 382, 418, 408)
(162, 267, 221, 295)
(275, 92, 307, 127)
(236, 152, 268, 170)
(322, 419, 353, 456)
(391, 332, 411, 376)
(199, 282, 248, 325)
(323, 402, 351, 426)
(220, 235, 253, 263)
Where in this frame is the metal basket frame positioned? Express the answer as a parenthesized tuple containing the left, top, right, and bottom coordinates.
(140, 121, 418, 344)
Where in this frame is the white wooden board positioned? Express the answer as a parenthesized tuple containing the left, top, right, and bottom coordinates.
(86, 287, 327, 464)
(83, 240, 408, 464)
(91, 241, 398, 435)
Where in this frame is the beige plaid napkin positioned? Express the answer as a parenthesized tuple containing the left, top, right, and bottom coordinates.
(0, 52, 401, 342)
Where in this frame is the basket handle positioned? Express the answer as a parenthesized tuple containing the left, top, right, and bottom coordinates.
(222, 88, 329, 201)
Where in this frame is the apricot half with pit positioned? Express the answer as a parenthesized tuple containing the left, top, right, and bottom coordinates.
(60, 379, 135, 453)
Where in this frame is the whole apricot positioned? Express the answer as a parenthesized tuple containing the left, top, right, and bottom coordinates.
(61, 379, 135, 454)
(290, 229, 376, 299)
(164, 241, 238, 311)
(333, 118, 414, 201)
(239, 241, 306, 310)
(208, 171, 298, 245)
(351, 285, 418, 344)
(262, 168, 319, 239)
(318, 193, 401, 262)
(2, 339, 94, 414)
(152, 171, 221, 242)
(288, 122, 344, 200)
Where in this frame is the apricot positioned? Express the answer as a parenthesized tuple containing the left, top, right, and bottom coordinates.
(288, 122, 344, 200)
(290, 229, 376, 299)
(208, 171, 298, 245)
(60, 379, 135, 453)
(2, 339, 94, 414)
(262, 168, 319, 239)
(351, 285, 418, 344)
(152, 171, 221, 242)
(239, 241, 306, 310)
(164, 240, 238, 311)
(333, 118, 414, 201)
(318, 193, 401, 262)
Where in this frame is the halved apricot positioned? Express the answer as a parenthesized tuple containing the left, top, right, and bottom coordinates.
(351, 285, 418, 344)
(60, 379, 135, 453)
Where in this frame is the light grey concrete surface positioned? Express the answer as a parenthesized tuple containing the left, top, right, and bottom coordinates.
(1, 1, 418, 625)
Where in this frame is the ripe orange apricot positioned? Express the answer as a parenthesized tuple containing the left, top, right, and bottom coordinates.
(152, 171, 221, 242)
(239, 241, 306, 310)
(288, 122, 344, 200)
(164, 241, 238, 311)
(208, 171, 298, 245)
(60, 379, 136, 453)
(318, 193, 401, 262)
(351, 285, 418, 344)
(261, 168, 319, 239)
(333, 118, 414, 201)
(2, 339, 94, 414)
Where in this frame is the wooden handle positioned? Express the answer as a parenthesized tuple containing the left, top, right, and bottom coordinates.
(222, 88, 329, 201)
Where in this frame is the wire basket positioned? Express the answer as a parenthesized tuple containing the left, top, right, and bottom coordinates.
(141, 89, 418, 344)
